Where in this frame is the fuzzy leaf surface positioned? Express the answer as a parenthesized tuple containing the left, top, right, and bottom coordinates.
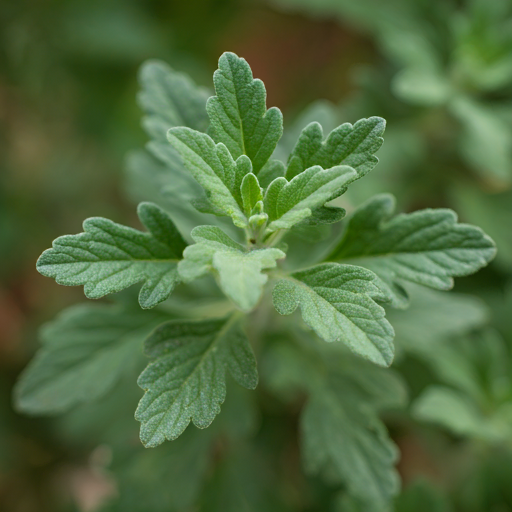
(327, 194, 496, 307)
(37, 203, 187, 309)
(272, 263, 394, 366)
(135, 315, 258, 447)
(167, 127, 252, 227)
(207, 52, 283, 173)
(15, 303, 167, 414)
(286, 117, 385, 182)
(264, 165, 356, 232)
(179, 226, 285, 311)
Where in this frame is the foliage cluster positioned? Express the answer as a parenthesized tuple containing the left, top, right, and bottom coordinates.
(14, 50, 500, 511)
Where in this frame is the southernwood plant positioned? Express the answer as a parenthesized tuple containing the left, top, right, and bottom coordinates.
(16, 52, 497, 511)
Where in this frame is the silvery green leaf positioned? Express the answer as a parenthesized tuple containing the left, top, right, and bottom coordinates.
(264, 165, 356, 232)
(167, 127, 251, 227)
(135, 315, 258, 447)
(207, 52, 283, 173)
(179, 226, 285, 311)
(286, 117, 385, 184)
(37, 203, 187, 309)
(272, 263, 394, 366)
(328, 194, 496, 307)
(240, 173, 263, 216)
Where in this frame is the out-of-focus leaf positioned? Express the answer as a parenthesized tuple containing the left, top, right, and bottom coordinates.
(15, 303, 168, 415)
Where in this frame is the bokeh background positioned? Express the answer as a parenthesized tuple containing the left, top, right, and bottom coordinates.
(2, 0, 512, 510)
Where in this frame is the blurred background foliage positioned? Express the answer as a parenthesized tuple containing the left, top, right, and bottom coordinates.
(1, 0, 512, 510)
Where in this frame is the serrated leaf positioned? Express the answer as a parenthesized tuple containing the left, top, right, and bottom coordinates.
(264, 165, 356, 232)
(327, 194, 496, 307)
(179, 226, 285, 311)
(135, 315, 258, 447)
(207, 51, 283, 173)
(37, 203, 187, 309)
(137, 59, 210, 165)
(272, 263, 394, 366)
(302, 388, 399, 511)
(167, 127, 252, 227)
(14, 303, 167, 414)
(286, 117, 385, 184)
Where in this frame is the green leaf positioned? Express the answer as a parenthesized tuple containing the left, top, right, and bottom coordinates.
(412, 386, 501, 441)
(262, 334, 403, 510)
(135, 315, 258, 447)
(302, 388, 400, 511)
(241, 173, 263, 216)
(14, 303, 167, 414)
(167, 127, 252, 227)
(327, 194, 496, 307)
(272, 263, 395, 366)
(137, 59, 210, 165)
(179, 226, 285, 311)
(207, 51, 283, 174)
(264, 165, 356, 232)
(257, 159, 286, 189)
(387, 285, 489, 355)
(36, 203, 187, 309)
(286, 117, 385, 182)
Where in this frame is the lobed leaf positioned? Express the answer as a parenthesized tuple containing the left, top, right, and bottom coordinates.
(286, 117, 386, 185)
(167, 127, 252, 227)
(327, 194, 496, 307)
(14, 303, 167, 414)
(264, 165, 356, 232)
(272, 263, 395, 366)
(37, 203, 187, 309)
(207, 52, 283, 174)
(179, 226, 285, 311)
(135, 315, 258, 447)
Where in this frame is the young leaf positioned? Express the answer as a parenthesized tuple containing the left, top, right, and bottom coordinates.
(135, 315, 258, 447)
(14, 303, 167, 414)
(272, 263, 394, 366)
(207, 51, 283, 174)
(327, 194, 496, 307)
(37, 203, 187, 309)
(264, 165, 356, 232)
(302, 389, 400, 511)
(241, 173, 263, 216)
(286, 117, 385, 182)
(179, 226, 285, 311)
(167, 127, 251, 227)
